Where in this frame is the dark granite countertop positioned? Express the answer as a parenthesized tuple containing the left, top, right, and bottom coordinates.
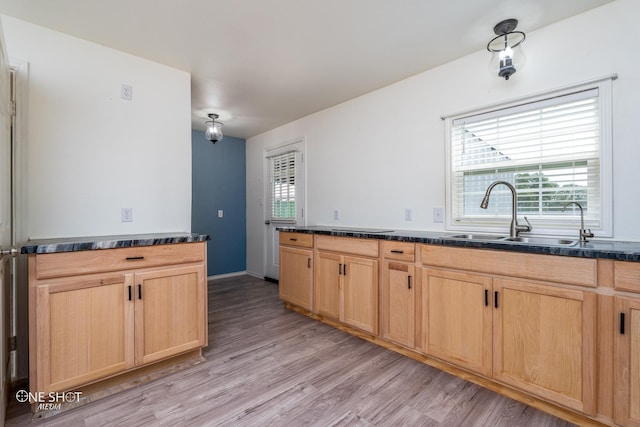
(21, 232, 210, 254)
(278, 226, 640, 262)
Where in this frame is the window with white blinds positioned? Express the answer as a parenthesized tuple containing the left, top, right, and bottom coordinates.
(447, 81, 612, 235)
(269, 151, 297, 222)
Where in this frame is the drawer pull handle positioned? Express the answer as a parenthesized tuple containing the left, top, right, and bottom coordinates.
(494, 291, 499, 308)
(620, 312, 625, 335)
(390, 250, 404, 254)
(128, 285, 132, 301)
(126, 256, 145, 261)
(138, 284, 142, 300)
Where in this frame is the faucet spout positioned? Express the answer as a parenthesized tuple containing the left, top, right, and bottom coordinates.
(480, 180, 532, 238)
(562, 201, 594, 242)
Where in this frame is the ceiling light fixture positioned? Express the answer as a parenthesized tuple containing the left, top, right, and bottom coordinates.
(205, 113, 224, 143)
(487, 18, 526, 81)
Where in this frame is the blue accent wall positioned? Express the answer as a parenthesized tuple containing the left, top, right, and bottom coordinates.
(192, 130, 246, 275)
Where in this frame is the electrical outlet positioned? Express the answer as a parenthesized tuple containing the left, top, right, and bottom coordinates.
(405, 208, 413, 221)
(218, 209, 224, 218)
(433, 207, 444, 223)
(333, 209, 340, 220)
(121, 84, 132, 100)
(121, 208, 133, 222)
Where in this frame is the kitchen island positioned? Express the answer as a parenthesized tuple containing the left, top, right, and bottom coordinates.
(23, 233, 209, 413)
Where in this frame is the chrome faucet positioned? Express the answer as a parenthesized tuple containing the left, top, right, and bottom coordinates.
(480, 181, 532, 238)
(562, 201, 594, 243)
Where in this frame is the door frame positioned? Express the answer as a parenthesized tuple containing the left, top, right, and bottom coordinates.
(263, 138, 306, 280)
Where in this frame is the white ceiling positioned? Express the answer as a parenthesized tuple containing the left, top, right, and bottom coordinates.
(0, 0, 614, 139)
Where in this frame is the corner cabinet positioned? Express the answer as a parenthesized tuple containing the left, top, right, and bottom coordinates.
(29, 242, 208, 394)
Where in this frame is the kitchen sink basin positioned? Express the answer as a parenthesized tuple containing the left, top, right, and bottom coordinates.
(502, 236, 578, 246)
(443, 234, 578, 247)
(446, 233, 507, 241)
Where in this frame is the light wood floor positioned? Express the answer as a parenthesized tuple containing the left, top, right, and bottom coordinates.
(7, 274, 576, 426)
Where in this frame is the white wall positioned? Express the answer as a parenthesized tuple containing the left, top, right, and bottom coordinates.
(2, 16, 192, 239)
(246, 0, 640, 276)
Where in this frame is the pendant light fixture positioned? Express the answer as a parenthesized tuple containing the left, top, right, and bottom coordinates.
(205, 113, 224, 143)
(487, 18, 526, 80)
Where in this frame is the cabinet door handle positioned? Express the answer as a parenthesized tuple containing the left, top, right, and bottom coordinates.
(126, 256, 145, 261)
(138, 284, 142, 300)
(485, 289, 489, 307)
(128, 285, 132, 301)
(494, 291, 499, 308)
(407, 275, 412, 289)
(390, 250, 404, 254)
(343, 264, 347, 276)
(307, 258, 311, 268)
(289, 238, 298, 241)
(338, 264, 342, 275)
(620, 312, 626, 335)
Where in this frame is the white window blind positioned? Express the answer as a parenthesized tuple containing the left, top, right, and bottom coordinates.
(450, 87, 605, 231)
(269, 151, 297, 222)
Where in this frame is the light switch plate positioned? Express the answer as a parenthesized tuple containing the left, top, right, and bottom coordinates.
(121, 208, 133, 222)
(433, 207, 444, 223)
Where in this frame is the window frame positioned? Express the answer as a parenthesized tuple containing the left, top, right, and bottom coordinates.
(444, 77, 613, 237)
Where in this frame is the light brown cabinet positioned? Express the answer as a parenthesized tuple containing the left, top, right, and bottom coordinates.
(420, 267, 492, 377)
(278, 232, 314, 310)
(420, 244, 597, 416)
(493, 278, 596, 414)
(29, 242, 207, 394)
(314, 236, 378, 334)
(613, 260, 640, 426)
(381, 241, 416, 349)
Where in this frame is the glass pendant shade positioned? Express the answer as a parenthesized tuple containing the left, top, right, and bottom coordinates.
(204, 114, 224, 143)
(487, 19, 526, 81)
(488, 40, 526, 80)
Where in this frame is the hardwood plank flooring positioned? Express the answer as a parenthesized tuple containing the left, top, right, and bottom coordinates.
(6, 275, 576, 426)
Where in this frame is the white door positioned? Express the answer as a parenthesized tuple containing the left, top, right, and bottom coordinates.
(264, 140, 305, 281)
(0, 22, 13, 425)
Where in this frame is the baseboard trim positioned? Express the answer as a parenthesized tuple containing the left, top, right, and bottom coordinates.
(207, 271, 248, 280)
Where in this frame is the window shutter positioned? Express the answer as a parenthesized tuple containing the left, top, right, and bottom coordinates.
(269, 151, 297, 222)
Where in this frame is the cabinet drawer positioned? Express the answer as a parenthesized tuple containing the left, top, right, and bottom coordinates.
(279, 232, 313, 248)
(316, 236, 379, 257)
(421, 244, 597, 288)
(613, 261, 640, 293)
(34, 242, 205, 279)
(381, 241, 415, 262)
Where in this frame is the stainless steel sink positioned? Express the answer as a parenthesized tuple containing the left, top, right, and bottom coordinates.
(502, 236, 578, 246)
(445, 233, 507, 241)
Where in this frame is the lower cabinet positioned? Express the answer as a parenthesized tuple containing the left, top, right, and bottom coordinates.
(382, 261, 416, 348)
(315, 250, 378, 334)
(36, 274, 135, 393)
(420, 268, 492, 377)
(614, 296, 640, 427)
(278, 246, 313, 310)
(29, 243, 208, 394)
(492, 278, 597, 415)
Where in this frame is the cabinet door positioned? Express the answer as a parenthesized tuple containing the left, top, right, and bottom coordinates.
(614, 296, 640, 427)
(135, 264, 207, 366)
(420, 268, 492, 377)
(342, 256, 378, 334)
(314, 251, 341, 320)
(35, 274, 135, 393)
(279, 246, 313, 310)
(383, 262, 415, 348)
(493, 278, 596, 414)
